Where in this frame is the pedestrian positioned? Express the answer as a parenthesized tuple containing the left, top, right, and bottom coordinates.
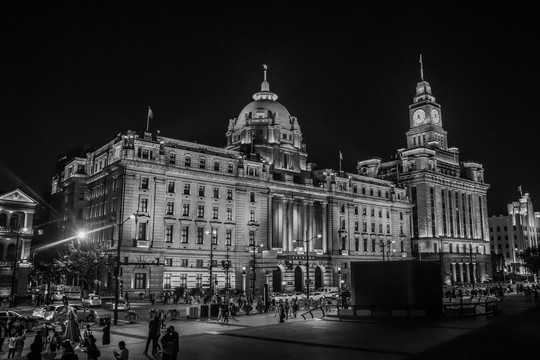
(32, 327, 47, 353)
(143, 316, 160, 355)
(15, 330, 26, 357)
(47, 329, 58, 360)
(0, 321, 7, 352)
(60, 341, 79, 360)
(25, 342, 42, 360)
(82, 324, 92, 349)
(85, 335, 100, 360)
(101, 322, 110, 346)
(6, 333, 17, 358)
(160, 326, 179, 360)
(113, 341, 129, 360)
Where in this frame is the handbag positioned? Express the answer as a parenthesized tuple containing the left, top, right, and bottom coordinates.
(96, 349, 101, 357)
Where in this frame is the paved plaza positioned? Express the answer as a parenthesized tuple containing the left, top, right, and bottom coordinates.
(1, 293, 538, 359)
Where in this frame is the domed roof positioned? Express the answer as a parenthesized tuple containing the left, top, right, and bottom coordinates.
(231, 67, 299, 132)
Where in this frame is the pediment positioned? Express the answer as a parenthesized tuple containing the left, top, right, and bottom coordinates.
(0, 188, 38, 206)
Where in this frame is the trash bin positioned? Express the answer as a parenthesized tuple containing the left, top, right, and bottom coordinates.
(210, 304, 220, 317)
(200, 305, 209, 318)
(188, 306, 200, 319)
(99, 314, 111, 326)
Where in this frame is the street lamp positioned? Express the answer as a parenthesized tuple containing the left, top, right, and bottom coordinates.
(296, 234, 322, 307)
(10, 227, 27, 305)
(251, 243, 264, 296)
(379, 239, 395, 261)
(112, 214, 135, 326)
(206, 229, 217, 301)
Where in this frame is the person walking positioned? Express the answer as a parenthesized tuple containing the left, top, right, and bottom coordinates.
(278, 302, 286, 323)
(101, 322, 110, 346)
(6, 333, 17, 358)
(160, 326, 179, 360)
(15, 330, 26, 358)
(113, 341, 129, 360)
(144, 316, 160, 355)
(82, 324, 92, 349)
(85, 335, 100, 360)
(47, 329, 59, 360)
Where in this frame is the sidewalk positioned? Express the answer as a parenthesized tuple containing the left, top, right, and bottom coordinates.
(1, 293, 537, 360)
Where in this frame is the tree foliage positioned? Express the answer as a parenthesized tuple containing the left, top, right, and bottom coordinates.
(518, 247, 540, 276)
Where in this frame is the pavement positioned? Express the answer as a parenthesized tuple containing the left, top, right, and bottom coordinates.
(1, 293, 538, 360)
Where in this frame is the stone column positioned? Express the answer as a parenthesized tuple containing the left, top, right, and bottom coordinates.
(465, 262, 471, 283)
(472, 263, 477, 283)
(268, 196, 274, 249)
(458, 263, 464, 283)
(451, 263, 457, 283)
(322, 201, 328, 254)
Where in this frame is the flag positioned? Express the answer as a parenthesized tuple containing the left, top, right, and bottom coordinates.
(148, 107, 153, 120)
(339, 151, 343, 160)
(518, 185, 522, 194)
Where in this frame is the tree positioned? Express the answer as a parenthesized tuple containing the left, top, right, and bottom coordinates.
(519, 247, 540, 278)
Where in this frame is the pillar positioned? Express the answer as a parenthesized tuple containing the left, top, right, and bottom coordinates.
(322, 202, 328, 254)
(451, 263, 457, 283)
(458, 263, 464, 283)
(465, 262, 471, 283)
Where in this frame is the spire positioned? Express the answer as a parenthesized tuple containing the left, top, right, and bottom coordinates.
(419, 54, 424, 81)
(261, 64, 270, 92)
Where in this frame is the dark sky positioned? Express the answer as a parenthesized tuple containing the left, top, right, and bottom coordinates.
(2, 3, 538, 216)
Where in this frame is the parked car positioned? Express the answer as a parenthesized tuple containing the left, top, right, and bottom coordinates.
(104, 298, 130, 311)
(307, 292, 326, 301)
(33, 305, 58, 319)
(82, 294, 102, 307)
(44, 304, 97, 322)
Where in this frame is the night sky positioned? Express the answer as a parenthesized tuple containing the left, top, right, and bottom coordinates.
(2, 3, 538, 216)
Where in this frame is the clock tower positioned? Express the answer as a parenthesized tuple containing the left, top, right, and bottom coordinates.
(406, 63, 447, 150)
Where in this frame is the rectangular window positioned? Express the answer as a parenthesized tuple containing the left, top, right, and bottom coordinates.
(226, 208, 233, 221)
(180, 259, 188, 267)
(354, 206, 359, 215)
(183, 183, 191, 195)
(355, 238, 359, 251)
(340, 218, 346, 229)
(363, 222, 367, 232)
(169, 153, 176, 164)
(165, 225, 173, 243)
(181, 226, 189, 243)
(196, 259, 203, 268)
(362, 207, 367, 216)
(213, 187, 219, 199)
(211, 230, 218, 245)
(250, 209, 256, 222)
(165, 258, 173, 266)
(134, 273, 147, 289)
(198, 185, 205, 197)
(168, 181, 175, 193)
(111, 197, 117, 213)
(227, 163, 234, 173)
(166, 201, 174, 215)
(249, 230, 255, 246)
(185, 156, 191, 167)
(180, 274, 187, 288)
(197, 227, 204, 244)
(212, 206, 219, 219)
(371, 238, 376, 252)
(227, 189, 233, 200)
(141, 177, 149, 189)
(182, 203, 190, 216)
(250, 192, 256, 202)
(163, 273, 172, 289)
(214, 161, 220, 171)
(199, 158, 206, 169)
(387, 224, 391, 234)
(371, 223, 375, 233)
(138, 223, 147, 240)
(197, 205, 205, 218)
(226, 229, 232, 246)
(196, 274, 202, 287)
(354, 221, 359, 231)
(363, 238, 368, 252)
(139, 198, 148, 212)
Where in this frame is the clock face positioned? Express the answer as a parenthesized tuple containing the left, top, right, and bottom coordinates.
(412, 109, 426, 125)
(431, 109, 440, 124)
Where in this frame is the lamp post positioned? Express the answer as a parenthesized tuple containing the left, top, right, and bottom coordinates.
(439, 236, 445, 286)
(113, 214, 135, 326)
(469, 244, 482, 292)
(251, 244, 264, 296)
(10, 227, 27, 305)
(225, 245, 230, 300)
(296, 234, 322, 307)
(206, 229, 217, 301)
(379, 239, 395, 261)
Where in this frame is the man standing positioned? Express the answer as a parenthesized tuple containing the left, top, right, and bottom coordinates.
(114, 341, 129, 360)
(144, 316, 160, 355)
(161, 326, 179, 360)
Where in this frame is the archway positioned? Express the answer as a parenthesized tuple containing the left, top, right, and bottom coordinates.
(294, 266, 303, 291)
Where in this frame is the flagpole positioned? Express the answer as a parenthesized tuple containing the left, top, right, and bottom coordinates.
(146, 107, 150, 132)
(339, 151, 342, 173)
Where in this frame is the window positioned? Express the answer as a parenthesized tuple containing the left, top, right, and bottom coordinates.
(227, 163, 234, 174)
(181, 226, 189, 243)
(354, 221, 359, 231)
(180, 274, 187, 288)
(362, 207, 367, 216)
(371, 238, 376, 252)
(183, 183, 191, 195)
(213, 187, 219, 199)
(226, 189, 233, 200)
(196, 259, 204, 268)
(169, 153, 176, 164)
(211, 230, 218, 245)
(361, 187, 366, 195)
(141, 177, 149, 190)
(165, 259, 173, 266)
(138, 223, 147, 240)
(167, 181, 175, 193)
(199, 157, 206, 169)
(180, 259, 188, 267)
(379, 224, 383, 233)
(377, 189, 382, 197)
(370, 188, 374, 196)
(400, 224, 404, 235)
(386, 210, 390, 219)
(363, 222, 367, 232)
(134, 273, 147, 289)
(353, 184, 358, 193)
(166, 201, 174, 215)
(214, 161, 220, 171)
(386, 224, 391, 234)
(378, 210, 382, 218)
(400, 212, 403, 220)
(163, 273, 172, 289)
(250, 209, 256, 222)
(184, 156, 191, 167)
(226, 208, 233, 221)
(226, 229, 232, 246)
(340, 204, 345, 213)
(363, 238, 368, 252)
(212, 206, 219, 219)
(182, 203, 190, 216)
(354, 206, 359, 215)
(141, 148, 150, 159)
(355, 238, 359, 251)
(196, 274, 202, 287)
(197, 205, 205, 218)
(371, 223, 375, 232)
(139, 198, 148, 212)
(371, 208, 375, 217)
(249, 230, 255, 246)
(197, 227, 204, 244)
(340, 218, 346, 229)
(250, 192, 256, 202)
(198, 185, 205, 197)
(165, 225, 173, 243)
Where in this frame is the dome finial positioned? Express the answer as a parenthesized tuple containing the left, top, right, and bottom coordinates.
(261, 64, 270, 91)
